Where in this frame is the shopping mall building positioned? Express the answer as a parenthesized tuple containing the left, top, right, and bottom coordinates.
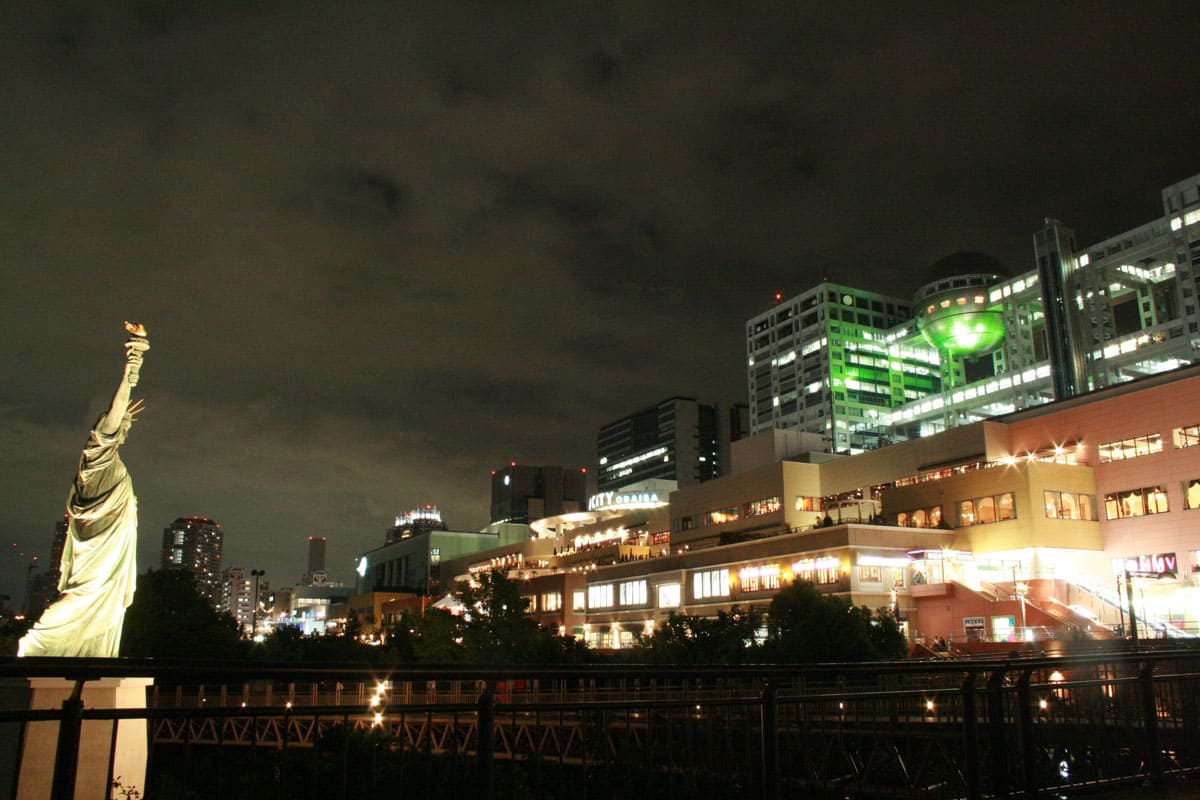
(436, 174, 1200, 648)
(442, 367, 1200, 647)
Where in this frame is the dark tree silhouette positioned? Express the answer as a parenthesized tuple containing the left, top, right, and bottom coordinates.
(762, 580, 906, 662)
(120, 569, 245, 659)
(632, 607, 762, 664)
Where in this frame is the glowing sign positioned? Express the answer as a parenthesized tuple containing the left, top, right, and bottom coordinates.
(356, 556, 368, 577)
(588, 490, 667, 511)
(1112, 552, 1177, 578)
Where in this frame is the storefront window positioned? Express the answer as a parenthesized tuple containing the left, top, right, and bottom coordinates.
(977, 496, 997, 524)
(997, 493, 1015, 520)
(1044, 490, 1096, 520)
(958, 493, 1015, 526)
(1184, 479, 1200, 510)
(1105, 486, 1169, 519)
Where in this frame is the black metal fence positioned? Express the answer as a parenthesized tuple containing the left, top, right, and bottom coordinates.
(3, 647, 1200, 799)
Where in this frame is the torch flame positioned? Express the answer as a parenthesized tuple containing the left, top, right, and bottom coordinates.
(124, 321, 148, 338)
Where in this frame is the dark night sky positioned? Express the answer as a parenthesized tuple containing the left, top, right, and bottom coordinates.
(2, 3, 1198, 602)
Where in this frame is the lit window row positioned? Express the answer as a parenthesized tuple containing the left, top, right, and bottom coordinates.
(987, 275, 1037, 303)
(738, 564, 782, 592)
(619, 580, 647, 606)
(1043, 491, 1096, 520)
(693, 568, 730, 599)
(896, 505, 944, 528)
(793, 556, 842, 585)
(958, 493, 1016, 526)
(1170, 210, 1200, 230)
(1104, 486, 1168, 520)
(587, 584, 614, 609)
(1098, 433, 1162, 463)
(604, 446, 668, 474)
(795, 496, 821, 512)
(672, 496, 782, 532)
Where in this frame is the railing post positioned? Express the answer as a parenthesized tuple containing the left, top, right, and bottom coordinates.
(987, 668, 1010, 798)
(477, 684, 495, 800)
(1138, 661, 1163, 788)
(1016, 669, 1038, 799)
(51, 680, 85, 800)
(961, 672, 980, 800)
(760, 682, 778, 800)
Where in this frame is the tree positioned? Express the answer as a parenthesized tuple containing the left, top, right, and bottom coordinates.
(633, 607, 762, 665)
(455, 570, 589, 665)
(385, 608, 468, 664)
(761, 580, 907, 663)
(120, 569, 246, 659)
(257, 625, 305, 661)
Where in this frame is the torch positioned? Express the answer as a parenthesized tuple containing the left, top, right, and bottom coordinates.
(123, 321, 149, 387)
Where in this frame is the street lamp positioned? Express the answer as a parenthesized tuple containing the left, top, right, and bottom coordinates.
(250, 569, 266, 637)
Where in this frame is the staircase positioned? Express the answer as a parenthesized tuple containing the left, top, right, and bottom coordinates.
(1067, 578, 1198, 639)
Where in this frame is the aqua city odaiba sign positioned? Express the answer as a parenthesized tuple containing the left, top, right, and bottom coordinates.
(588, 490, 667, 511)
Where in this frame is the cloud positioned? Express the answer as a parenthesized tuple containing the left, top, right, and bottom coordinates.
(2, 3, 1199, 598)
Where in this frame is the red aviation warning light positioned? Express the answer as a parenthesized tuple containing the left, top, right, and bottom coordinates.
(772, 292, 783, 305)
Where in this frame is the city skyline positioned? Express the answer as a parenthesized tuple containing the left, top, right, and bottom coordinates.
(3, 4, 1199, 601)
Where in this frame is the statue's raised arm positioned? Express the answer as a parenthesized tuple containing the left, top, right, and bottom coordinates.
(18, 324, 150, 657)
(97, 321, 149, 436)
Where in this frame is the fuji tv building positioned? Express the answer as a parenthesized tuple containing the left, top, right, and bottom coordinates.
(444, 174, 1200, 648)
(747, 174, 1200, 454)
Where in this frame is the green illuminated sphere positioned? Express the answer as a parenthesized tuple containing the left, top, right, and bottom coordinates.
(917, 301, 1006, 356)
(913, 255, 1008, 356)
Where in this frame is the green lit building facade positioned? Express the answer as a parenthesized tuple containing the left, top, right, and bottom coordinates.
(749, 173, 1200, 452)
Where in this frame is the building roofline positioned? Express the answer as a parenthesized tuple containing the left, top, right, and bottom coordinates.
(996, 363, 1200, 424)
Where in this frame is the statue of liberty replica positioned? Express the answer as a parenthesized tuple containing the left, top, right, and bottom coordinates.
(19, 323, 150, 657)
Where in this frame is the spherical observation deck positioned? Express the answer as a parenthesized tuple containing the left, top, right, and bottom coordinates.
(913, 253, 1008, 357)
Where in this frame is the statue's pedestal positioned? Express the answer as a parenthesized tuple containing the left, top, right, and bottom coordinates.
(15, 677, 151, 800)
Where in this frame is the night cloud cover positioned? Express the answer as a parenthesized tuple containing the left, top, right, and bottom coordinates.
(2, 3, 1198, 598)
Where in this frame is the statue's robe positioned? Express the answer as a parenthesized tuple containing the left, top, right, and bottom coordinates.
(19, 425, 138, 657)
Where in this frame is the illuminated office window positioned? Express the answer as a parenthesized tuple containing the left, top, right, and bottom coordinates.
(588, 584, 614, 609)
(692, 568, 730, 600)
(1098, 433, 1162, 463)
(619, 580, 648, 606)
(958, 493, 1015, 527)
(1104, 486, 1169, 519)
(1044, 490, 1096, 520)
(1182, 479, 1200, 510)
(1173, 425, 1200, 449)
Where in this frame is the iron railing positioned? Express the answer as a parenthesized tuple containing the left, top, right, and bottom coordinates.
(2, 647, 1199, 799)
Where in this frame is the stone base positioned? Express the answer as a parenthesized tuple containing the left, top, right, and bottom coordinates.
(16, 677, 151, 800)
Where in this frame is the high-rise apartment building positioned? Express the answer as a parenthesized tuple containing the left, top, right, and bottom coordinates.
(222, 567, 254, 633)
(597, 397, 747, 493)
(161, 516, 224, 608)
(490, 464, 588, 524)
(748, 174, 1200, 453)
